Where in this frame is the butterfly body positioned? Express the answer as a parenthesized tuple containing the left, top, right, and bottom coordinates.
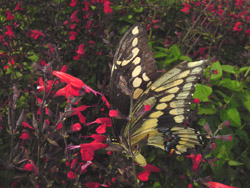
(110, 23, 206, 165)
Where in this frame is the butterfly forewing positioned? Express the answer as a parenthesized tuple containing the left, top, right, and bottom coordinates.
(110, 24, 159, 136)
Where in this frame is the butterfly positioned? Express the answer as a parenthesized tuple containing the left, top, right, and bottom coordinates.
(109, 23, 206, 166)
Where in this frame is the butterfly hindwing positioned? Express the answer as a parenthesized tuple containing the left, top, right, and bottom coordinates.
(125, 60, 206, 154)
(110, 24, 159, 136)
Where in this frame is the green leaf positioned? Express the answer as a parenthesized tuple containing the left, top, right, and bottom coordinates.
(179, 55, 192, 61)
(214, 90, 230, 103)
(218, 78, 242, 91)
(27, 52, 38, 62)
(220, 108, 241, 127)
(133, 7, 143, 13)
(228, 160, 244, 166)
(193, 84, 212, 102)
(211, 61, 222, 81)
(238, 90, 250, 112)
(169, 44, 180, 57)
(154, 52, 168, 58)
(221, 65, 236, 74)
(238, 66, 250, 74)
(198, 103, 217, 115)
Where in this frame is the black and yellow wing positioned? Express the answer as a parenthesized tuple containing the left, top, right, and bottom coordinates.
(110, 24, 159, 136)
(110, 23, 206, 164)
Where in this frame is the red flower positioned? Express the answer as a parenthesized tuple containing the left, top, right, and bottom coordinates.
(138, 164, 161, 182)
(213, 70, 218, 74)
(138, 170, 150, 182)
(29, 30, 45, 39)
(88, 40, 96, 45)
(53, 71, 84, 89)
(69, 31, 77, 40)
(80, 161, 92, 173)
(85, 182, 109, 188)
(70, 10, 80, 22)
(6, 10, 15, 20)
(23, 160, 38, 175)
(103, 0, 113, 14)
(82, 134, 107, 143)
(37, 77, 53, 93)
(72, 123, 82, 132)
(71, 105, 90, 123)
(24, 163, 33, 171)
(67, 171, 76, 179)
(83, 1, 91, 12)
(101, 95, 110, 109)
(46, 44, 54, 53)
(215, 134, 232, 141)
(245, 29, 250, 37)
(4, 25, 15, 38)
(19, 132, 30, 140)
(80, 143, 108, 161)
(22, 121, 35, 130)
(185, 154, 202, 171)
(69, 0, 77, 7)
(56, 122, 62, 130)
(87, 117, 112, 134)
(233, 22, 242, 32)
(193, 98, 200, 104)
(109, 110, 118, 117)
(205, 181, 238, 188)
(15, 2, 24, 11)
(181, 3, 191, 14)
(76, 44, 85, 55)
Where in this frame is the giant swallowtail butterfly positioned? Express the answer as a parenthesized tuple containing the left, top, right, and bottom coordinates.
(110, 23, 206, 166)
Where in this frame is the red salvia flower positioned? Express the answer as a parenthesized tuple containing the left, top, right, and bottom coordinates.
(56, 122, 62, 130)
(69, 0, 77, 7)
(24, 164, 33, 171)
(85, 182, 109, 188)
(6, 10, 15, 20)
(67, 171, 76, 179)
(186, 153, 202, 172)
(37, 77, 53, 93)
(215, 134, 232, 141)
(4, 25, 15, 38)
(19, 132, 30, 140)
(76, 44, 85, 55)
(245, 29, 250, 37)
(15, 2, 24, 11)
(83, 1, 91, 11)
(70, 10, 80, 22)
(80, 161, 92, 173)
(22, 121, 35, 130)
(204, 181, 238, 188)
(138, 170, 150, 182)
(103, 0, 113, 14)
(82, 134, 107, 143)
(72, 123, 82, 132)
(138, 164, 161, 182)
(109, 110, 118, 117)
(23, 160, 38, 175)
(69, 31, 77, 40)
(181, 3, 191, 14)
(53, 71, 98, 100)
(29, 30, 45, 39)
(193, 98, 200, 104)
(233, 22, 243, 32)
